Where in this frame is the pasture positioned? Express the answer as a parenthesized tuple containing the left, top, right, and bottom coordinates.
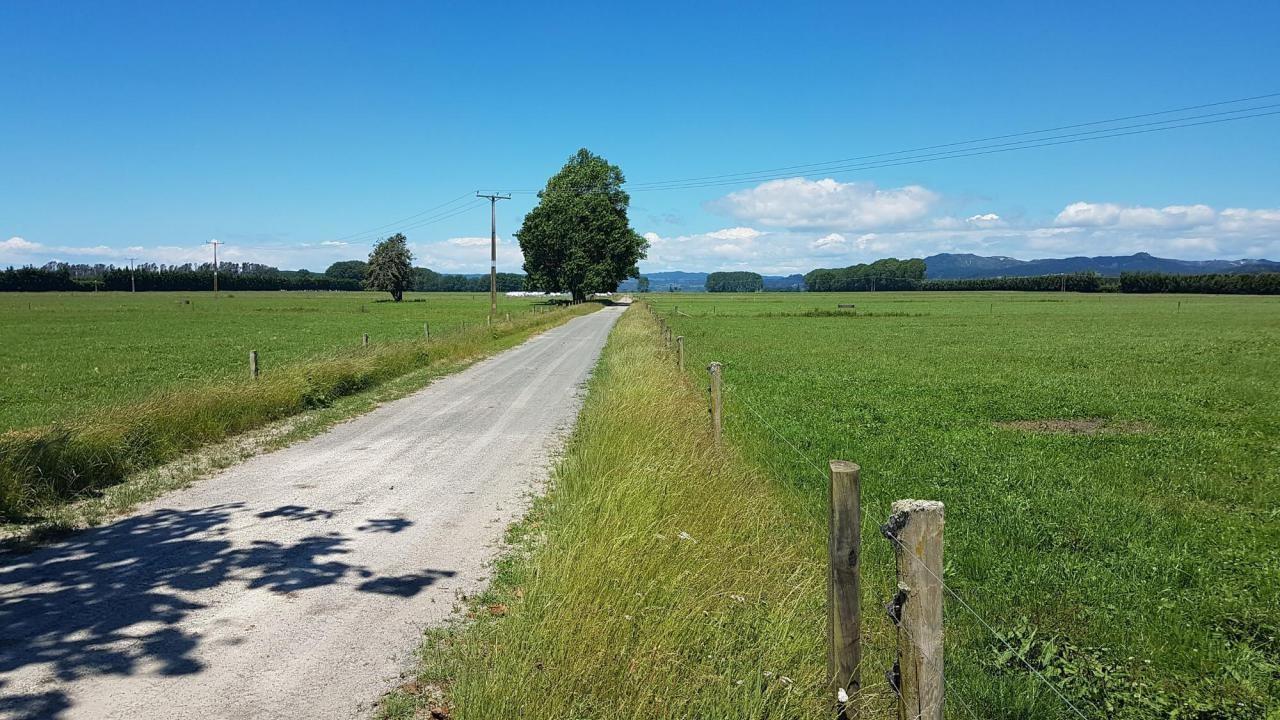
(645, 291, 1278, 717)
(0, 291, 547, 431)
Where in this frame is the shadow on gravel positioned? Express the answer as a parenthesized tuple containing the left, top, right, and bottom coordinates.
(0, 504, 455, 720)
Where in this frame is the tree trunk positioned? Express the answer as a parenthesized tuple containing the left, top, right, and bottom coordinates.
(571, 289, 585, 303)
(392, 289, 403, 302)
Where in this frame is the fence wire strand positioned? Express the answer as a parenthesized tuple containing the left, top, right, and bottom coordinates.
(715, 374, 1096, 720)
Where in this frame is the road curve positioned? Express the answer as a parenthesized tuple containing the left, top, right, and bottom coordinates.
(0, 305, 626, 720)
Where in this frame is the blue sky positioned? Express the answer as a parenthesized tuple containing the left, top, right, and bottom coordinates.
(2, 1, 1278, 274)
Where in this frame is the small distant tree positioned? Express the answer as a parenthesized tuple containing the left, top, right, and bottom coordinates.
(637, 276, 650, 293)
(365, 234, 413, 301)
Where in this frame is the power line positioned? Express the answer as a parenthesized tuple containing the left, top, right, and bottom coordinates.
(503, 94, 1279, 196)
(324, 191, 476, 243)
(317, 92, 1280, 249)
(337, 198, 489, 247)
(627, 92, 1280, 189)
(632, 105, 1280, 191)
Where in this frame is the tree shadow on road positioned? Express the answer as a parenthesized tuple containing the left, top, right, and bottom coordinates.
(0, 504, 454, 720)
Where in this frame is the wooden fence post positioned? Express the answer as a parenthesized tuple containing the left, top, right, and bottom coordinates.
(828, 461, 861, 718)
(424, 322, 430, 340)
(249, 350, 259, 379)
(708, 362, 723, 444)
(362, 333, 369, 347)
(883, 500, 944, 720)
(676, 335, 685, 372)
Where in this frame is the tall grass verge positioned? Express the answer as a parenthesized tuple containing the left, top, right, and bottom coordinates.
(382, 305, 863, 719)
(0, 303, 598, 519)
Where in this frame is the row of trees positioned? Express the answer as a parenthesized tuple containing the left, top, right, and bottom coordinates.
(917, 273, 1103, 292)
(706, 271, 763, 292)
(0, 249, 526, 296)
(803, 258, 927, 291)
(0, 264, 361, 292)
(1120, 271, 1280, 294)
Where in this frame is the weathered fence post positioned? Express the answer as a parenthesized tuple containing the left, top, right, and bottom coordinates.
(882, 500, 945, 720)
(362, 333, 369, 347)
(828, 461, 861, 718)
(505, 312, 510, 322)
(424, 322, 430, 340)
(676, 335, 685, 373)
(708, 361, 722, 444)
(249, 350, 259, 379)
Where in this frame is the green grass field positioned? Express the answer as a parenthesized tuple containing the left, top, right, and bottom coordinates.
(641, 291, 1279, 717)
(0, 291, 592, 519)
(0, 291, 547, 431)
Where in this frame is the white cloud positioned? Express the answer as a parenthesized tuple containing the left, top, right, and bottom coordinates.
(709, 178, 938, 230)
(413, 236, 523, 273)
(2, 236, 41, 251)
(447, 236, 492, 247)
(704, 226, 764, 241)
(966, 213, 1005, 226)
(639, 195, 1280, 274)
(1054, 202, 1216, 229)
(319, 240, 348, 247)
(810, 232, 847, 250)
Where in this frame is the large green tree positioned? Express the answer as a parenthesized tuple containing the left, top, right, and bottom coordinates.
(364, 233, 413, 301)
(516, 149, 648, 301)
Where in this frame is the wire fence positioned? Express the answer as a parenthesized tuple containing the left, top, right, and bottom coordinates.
(649, 302, 1100, 719)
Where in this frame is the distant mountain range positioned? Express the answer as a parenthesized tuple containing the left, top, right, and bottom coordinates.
(922, 252, 1280, 280)
(621, 253, 1277, 291)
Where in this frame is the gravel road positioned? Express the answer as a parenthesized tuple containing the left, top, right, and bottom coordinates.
(0, 305, 625, 720)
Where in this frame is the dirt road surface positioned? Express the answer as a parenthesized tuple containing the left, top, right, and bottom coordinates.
(0, 305, 625, 720)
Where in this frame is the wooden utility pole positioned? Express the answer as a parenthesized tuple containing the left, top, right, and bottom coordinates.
(884, 500, 945, 720)
(206, 239, 222, 297)
(828, 460, 862, 718)
(708, 362, 723, 444)
(128, 257, 136, 293)
(476, 192, 511, 317)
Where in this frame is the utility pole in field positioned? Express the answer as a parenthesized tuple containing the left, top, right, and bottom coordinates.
(128, 257, 136, 293)
(207, 239, 223, 297)
(476, 192, 510, 316)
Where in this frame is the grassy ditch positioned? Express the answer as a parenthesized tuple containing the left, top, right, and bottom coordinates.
(381, 304, 857, 719)
(0, 303, 598, 520)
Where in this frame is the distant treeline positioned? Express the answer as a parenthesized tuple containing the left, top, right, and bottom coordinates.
(916, 273, 1103, 292)
(413, 267, 525, 292)
(0, 261, 529, 293)
(706, 271, 763, 292)
(804, 258, 927, 291)
(1119, 271, 1280, 295)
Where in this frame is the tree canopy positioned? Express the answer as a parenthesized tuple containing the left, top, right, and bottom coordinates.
(325, 260, 369, 282)
(516, 149, 648, 301)
(803, 258, 926, 291)
(364, 234, 413, 301)
(706, 271, 763, 292)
